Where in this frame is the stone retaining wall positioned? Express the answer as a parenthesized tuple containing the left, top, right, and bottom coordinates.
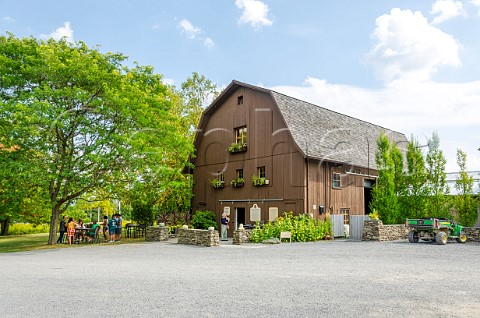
(178, 228, 219, 247)
(362, 220, 408, 241)
(464, 227, 480, 242)
(145, 226, 169, 242)
(233, 229, 251, 245)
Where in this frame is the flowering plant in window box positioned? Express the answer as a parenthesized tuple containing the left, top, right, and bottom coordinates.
(230, 177, 245, 188)
(228, 142, 247, 153)
(252, 175, 269, 186)
(210, 179, 224, 189)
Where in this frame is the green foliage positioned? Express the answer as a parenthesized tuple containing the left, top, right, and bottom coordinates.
(252, 175, 268, 186)
(403, 136, 429, 218)
(179, 72, 219, 137)
(131, 202, 154, 225)
(454, 149, 477, 226)
(228, 142, 247, 153)
(230, 177, 245, 187)
(210, 179, 225, 189)
(8, 223, 50, 235)
(250, 212, 331, 243)
(371, 133, 400, 224)
(369, 209, 379, 220)
(190, 210, 217, 230)
(0, 35, 194, 244)
(425, 132, 450, 218)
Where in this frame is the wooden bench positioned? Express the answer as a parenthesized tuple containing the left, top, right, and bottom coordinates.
(280, 231, 291, 242)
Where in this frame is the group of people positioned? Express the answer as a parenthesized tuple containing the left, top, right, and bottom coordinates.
(57, 214, 122, 245)
(102, 213, 122, 243)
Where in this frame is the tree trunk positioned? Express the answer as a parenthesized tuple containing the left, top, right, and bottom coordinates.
(48, 207, 60, 245)
(0, 217, 10, 236)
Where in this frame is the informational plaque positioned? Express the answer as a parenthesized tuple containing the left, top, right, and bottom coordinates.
(268, 207, 278, 221)
(250, 204, 261, 222)
(223, 206, 230, 216)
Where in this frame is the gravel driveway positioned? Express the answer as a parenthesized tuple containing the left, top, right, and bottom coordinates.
(1, 239, 479, 317)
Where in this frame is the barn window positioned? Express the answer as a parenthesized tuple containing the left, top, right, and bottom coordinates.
(236, 169, 244, 179)
(237, 95, 243, 105)
(235, 126, 247, 145)
(257, 166, 266, 178)
(340, 208, 350, 225)
(333, 173, 341, 189)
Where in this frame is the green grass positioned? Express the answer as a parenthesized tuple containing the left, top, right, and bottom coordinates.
(0, 233, 146, 253)
(0, 233, 54, 253)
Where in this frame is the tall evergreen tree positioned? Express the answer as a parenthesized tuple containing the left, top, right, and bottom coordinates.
(371, 133, 400, 224)
(404, 137, 429, 218)
(454, 149, 477, 226)
(425, 132, 450, 218)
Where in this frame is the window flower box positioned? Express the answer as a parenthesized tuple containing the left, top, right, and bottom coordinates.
(230, 177, 245, 188)
(210, 179, 224, 189)
(252, 175, 269, 186)
(228, 143, 247, 153)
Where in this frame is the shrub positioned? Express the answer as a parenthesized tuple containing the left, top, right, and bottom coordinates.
(9, 223, 50, 235)
(190, 210, 218, 230)
(250, 212, 331, 243)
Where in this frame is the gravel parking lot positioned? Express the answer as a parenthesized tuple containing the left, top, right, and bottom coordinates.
(1, 239, 479, 318)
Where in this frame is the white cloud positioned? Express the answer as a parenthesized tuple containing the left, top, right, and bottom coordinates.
(471, 0, 480, 15)
(366, 8, 461, 82)
(47, 21, 74, 42)
(152, 23, 162, 30)
(270, 77, 480, 171)
(431, 0, 464, 24)
(178, 19, 201, 39)
(2, 16, 15, 23)
(204, 37, 215, 49)
(235, 0, 273, 29)
(178, 19, 215, 49)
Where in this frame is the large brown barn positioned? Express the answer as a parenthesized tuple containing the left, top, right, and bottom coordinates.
(191, 80, 407, 236)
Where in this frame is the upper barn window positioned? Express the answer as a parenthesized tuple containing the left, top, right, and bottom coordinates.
(333, 173, 341, 189)
(237, 95, 243, 105)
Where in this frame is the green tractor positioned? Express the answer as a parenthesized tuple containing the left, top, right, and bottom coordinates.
(406, 218, 467, 245)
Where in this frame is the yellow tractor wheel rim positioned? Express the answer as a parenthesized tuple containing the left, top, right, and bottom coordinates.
(442, 235, 447, 243)
(460, 234, 467, 241)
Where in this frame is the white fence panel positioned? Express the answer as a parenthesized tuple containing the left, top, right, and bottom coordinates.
(331, 214, 345, 238)
(350, 215, 371, 240)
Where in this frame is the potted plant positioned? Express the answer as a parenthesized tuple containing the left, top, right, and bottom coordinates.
(210, 179, 224, 189)
(230, 177, 245, 188)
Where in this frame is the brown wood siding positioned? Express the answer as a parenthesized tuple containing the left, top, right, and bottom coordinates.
(192, 87, 306, 228)
(192, 84, 379, 232)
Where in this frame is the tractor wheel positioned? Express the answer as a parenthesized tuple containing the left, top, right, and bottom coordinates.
(456, 233, 467, 244)
(435, 231, 447, 245)
(408, 230, 419, 243)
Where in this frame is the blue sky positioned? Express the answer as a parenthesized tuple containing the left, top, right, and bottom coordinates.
(1, 0, 480, 172)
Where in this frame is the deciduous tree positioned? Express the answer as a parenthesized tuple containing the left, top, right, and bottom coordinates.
(0, 35, 192, 244)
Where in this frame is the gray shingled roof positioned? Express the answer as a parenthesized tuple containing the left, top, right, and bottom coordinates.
(199, 80, 408, 171)
(270, 90, 407, 170)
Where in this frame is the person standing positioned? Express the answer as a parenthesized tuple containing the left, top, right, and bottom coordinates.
(220, 213, 229, 241)
(66, 217, 75, 245)
(102, 215, 109, 242)
(115, 214, 122, 242)
(57, 215, 67, 244)
(108, 215, 117, 243)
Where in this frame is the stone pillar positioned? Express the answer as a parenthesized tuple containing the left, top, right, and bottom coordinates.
(233, 228, 251, 245)
(145, 225, 169, 242)
(362, 220, 381, 241)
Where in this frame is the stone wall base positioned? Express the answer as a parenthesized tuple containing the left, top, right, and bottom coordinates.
(145, 226, 169, 242)
(464, 227, 480, 242)
(178, 228, 219, 247)
(363, 220, 408, 241)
